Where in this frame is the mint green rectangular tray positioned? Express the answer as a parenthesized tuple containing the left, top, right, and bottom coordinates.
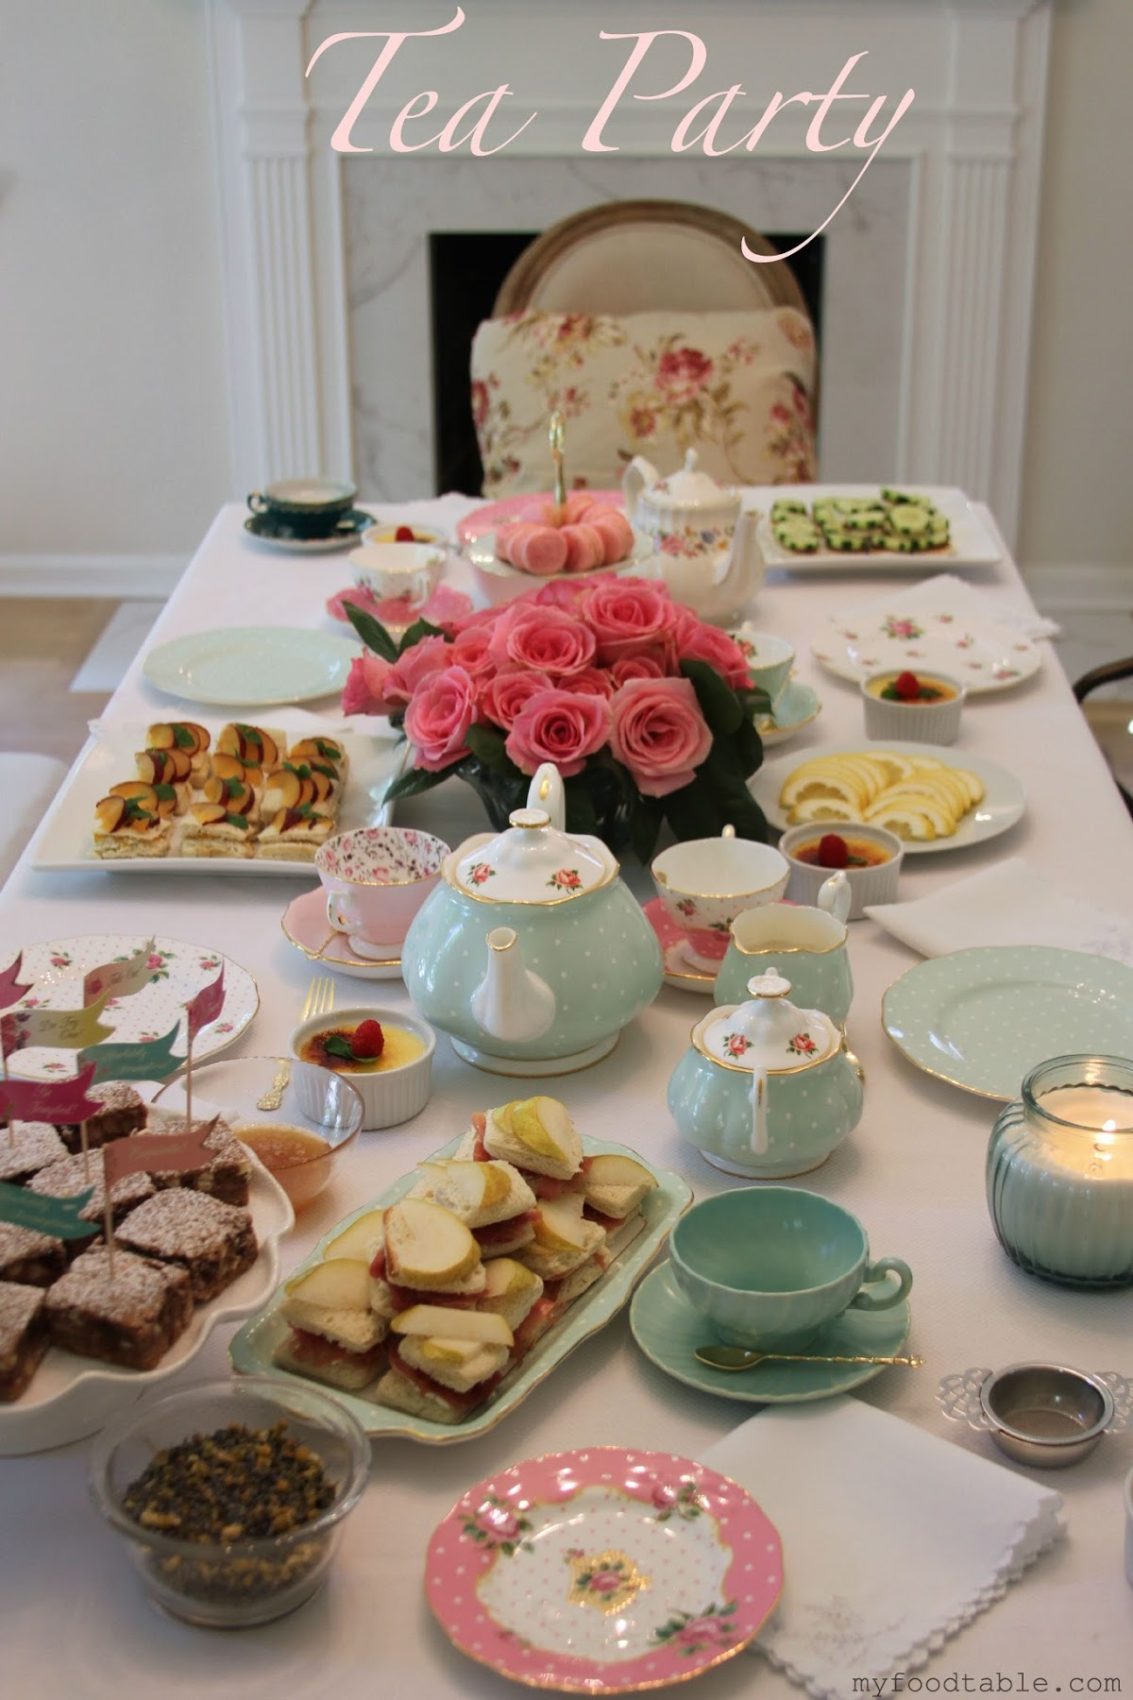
(230, 1136, 691, 1444)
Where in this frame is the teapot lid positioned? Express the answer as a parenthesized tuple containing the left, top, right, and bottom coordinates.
(648, 448, 737, 510)
(693, 969, 839, 1074)
(450, 808, 618, 904)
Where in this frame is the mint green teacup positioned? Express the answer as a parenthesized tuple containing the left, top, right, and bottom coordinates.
(669, 1187, 912, 1350)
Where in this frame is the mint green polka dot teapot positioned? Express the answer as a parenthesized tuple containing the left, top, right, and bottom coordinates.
(403, 804, 663, 1075)
(668, 969, 864, 1177)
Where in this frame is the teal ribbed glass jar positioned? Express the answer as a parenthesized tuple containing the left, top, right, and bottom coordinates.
(987, 1055, 1133, 1288)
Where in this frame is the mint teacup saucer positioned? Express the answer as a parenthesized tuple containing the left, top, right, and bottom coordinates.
(629, 1258, 912, 1403)
(757, 677, 822, 746)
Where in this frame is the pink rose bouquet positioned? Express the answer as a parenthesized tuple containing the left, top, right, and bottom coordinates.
(341, 578, 770, 855)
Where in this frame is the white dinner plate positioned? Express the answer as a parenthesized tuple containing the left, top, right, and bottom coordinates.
(143, 627, 359, 706)
(882, 946, 1133, 1100)
(31, 722, 402, 877)
(0, 1154, 292, 1455)
(753, 484, 1003, 572)
(750, 740, 1026, 855)
(810, 600, 1042, 695)
(3, 933, 258, 1078)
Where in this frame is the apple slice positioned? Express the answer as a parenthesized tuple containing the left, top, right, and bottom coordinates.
(110, 782, 158, 808)
(94, 795, 126, 834)
(384, 1198, 480, 1289)
(481, 1258, 541, 1300)
(285, 1257, 371, 1311)
(324, 1209, 384, 1264)
(391, 1305, 513, 1347)
(502, 1097, 578, 1168)
(190, 801, 227, 826)
(211, 752, 248, 782)
(263, 768, 303, 812)
(416, 1160, 516, 1214)
(531, 1194, 590, 1254)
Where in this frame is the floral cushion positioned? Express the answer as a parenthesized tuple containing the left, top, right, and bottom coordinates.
(471, 308, 817, 496)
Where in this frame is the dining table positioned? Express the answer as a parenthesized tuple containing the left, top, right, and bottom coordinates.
(2, 496, 1132, 1699)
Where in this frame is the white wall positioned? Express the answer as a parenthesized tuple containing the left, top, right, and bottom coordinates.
(0, 0, 230, 563)
(1019, 0, 1133, 572)
(0, 0, 1128, 581)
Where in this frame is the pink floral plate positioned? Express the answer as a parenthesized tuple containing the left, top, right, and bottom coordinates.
(280, 887, 402, 982)
(2, 934, 259, 1080)
(426, 1445, 781, 1694)
(456, 490, 624, 545)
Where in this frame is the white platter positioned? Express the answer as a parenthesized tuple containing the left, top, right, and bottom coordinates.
(810, 599, 1042, 695)
(751, 739, 1026, 855)
(230, 1134, 691, 1444)
(753, 485, 1003, 572)
(0, 1155, 293, 1455)
(143, 626, 359, 706)
(1, 933, 258, 1077)
(467, 526, 657, 606)
(31, 723, 402, 877)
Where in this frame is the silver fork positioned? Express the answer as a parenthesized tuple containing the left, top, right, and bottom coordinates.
(257, 977, 335, 1110)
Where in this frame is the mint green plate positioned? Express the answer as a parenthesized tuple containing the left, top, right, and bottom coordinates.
(630, 1259, 911, 1403)
(143, 627, 359, 706)
(230, 1137, 691, 1444)
(883, 945, 1133, 1102)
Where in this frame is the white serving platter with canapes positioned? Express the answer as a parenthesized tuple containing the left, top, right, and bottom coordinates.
(753, 484, 1003, 572)
(31, 722, 403, 877)
(0, 1155, 293, 1456)
(750, 740, 1026, 855)
(230, 1134, 691, 1444)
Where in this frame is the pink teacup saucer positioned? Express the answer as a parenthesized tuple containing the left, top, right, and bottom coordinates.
(644, 898, 724, 995)
(281, 887, 402, 982)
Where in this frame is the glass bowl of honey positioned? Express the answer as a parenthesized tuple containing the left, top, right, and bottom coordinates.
(153, 1056, 363, 1212)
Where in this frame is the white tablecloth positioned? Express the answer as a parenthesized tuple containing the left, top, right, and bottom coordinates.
(3, 502, 1132, 1696)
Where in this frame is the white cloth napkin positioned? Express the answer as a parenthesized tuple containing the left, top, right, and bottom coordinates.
(703, 1398, 1063, 1700)
(865, 856, 1133, 965)
(832, 573, 1060, 642)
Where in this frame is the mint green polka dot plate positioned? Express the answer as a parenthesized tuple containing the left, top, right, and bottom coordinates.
(882, 946, 1133, 1101)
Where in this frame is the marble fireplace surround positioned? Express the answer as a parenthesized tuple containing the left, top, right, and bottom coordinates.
(208, 0, 1052, 548)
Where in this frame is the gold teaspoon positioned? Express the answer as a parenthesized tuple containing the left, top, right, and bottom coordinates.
(695, 1345, 924, 1372)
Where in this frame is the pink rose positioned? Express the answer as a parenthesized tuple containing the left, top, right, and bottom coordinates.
(450, 624, 496, 680)
(560, 665, 616, 700)
(679, 619, 753, 693)
(342, 651, 393, 716)
(404, 665, 478, 771)
(651, 1483, 679, 1510)
(478, 1505, 520, 1540)
(609, 677, 712, 797)
(589, 1569, 623, 1595)
(676, 1614, 732, 1648)
(449, 604, 501, 632)
(489, 606, 596, 679)
(531, 578, 591, 613)
(609, 652, 667, 688)
(582, 577, 677, 663)
(383, 634, 453, 707)
(478, 667, 554, 731)
(505, 689, 610, 778)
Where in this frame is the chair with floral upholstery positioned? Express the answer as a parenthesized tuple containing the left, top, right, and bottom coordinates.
(471, 199, 819, 497)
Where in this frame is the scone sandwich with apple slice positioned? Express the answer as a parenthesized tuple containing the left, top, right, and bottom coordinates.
(409, 1158, 538, 1258)
(144, 722, 212, 785)
(577, 1151, 658, 1260)
(181, 799, 258, 859)
(273, 1255, 388, 1392)
(255, 804, 335, 862)
(460, 1097, 582, 1194)
(287, 735, 350, 787)
(93, 793, 172, 859)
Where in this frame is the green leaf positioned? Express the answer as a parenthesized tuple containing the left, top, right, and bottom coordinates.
(225, 813, 250, 831)
(563, 778, 598, 836)
(323, 1034, 355, 1061)
(172, 724, 195, 750)
(680, 658, 743, 737)
(398, 618, 448, 654)
(465, 724, 513, 774)
(628, 793, 663, 863)
(345, 602, 398, 662)
(154, 783, 176, 803)
(383, 764, 453, 802)
(734, 715, 764, 777)
(662, 777, 724, 841)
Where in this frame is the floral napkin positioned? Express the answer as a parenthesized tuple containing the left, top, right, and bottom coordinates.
(832, 573, 1060, 643)
(703, 1398, 1063, 1700)
(865, 857, 1133, 966)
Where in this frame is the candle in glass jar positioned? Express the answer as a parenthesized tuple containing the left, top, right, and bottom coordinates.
(1038, 1085, 1133, 1133)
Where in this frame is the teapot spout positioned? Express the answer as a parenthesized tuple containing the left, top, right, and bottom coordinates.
(716, 508, 764, 601)
(470, 926, 556, 1043)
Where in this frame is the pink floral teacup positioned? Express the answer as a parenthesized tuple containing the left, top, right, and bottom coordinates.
(651, 828, 790, 971)
(315, 827, 449, 959)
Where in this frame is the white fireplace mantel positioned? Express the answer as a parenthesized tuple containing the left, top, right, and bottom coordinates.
(207, 0, 1052, 547)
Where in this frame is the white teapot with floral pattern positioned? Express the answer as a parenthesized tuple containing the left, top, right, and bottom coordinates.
(667, 969, 863, 1177)
(623, 448, 762, 624)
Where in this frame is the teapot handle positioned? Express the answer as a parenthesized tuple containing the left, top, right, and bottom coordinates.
(818, 870, 851, 924)
(750, 1065, 770, 1157)
(622, 455, 656, 525)
(527, 763, 565, 832)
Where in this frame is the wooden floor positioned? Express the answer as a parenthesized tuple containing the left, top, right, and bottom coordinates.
(0, 599, 114, 762)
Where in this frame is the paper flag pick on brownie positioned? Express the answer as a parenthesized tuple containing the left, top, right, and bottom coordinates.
(0, 953, 32, 1012)
(0, 993, 114, 1055)
(102, 1115, 221, 1190)
(0, 1064, 102, 1125)
(185, 966, 226, 1040)
(0, 1179, 99, 1241)
(81, 937, 156, 1007)
(79, 1023, 185, 1085)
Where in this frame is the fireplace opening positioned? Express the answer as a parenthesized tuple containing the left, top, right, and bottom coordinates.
(429, 230, 825, 496)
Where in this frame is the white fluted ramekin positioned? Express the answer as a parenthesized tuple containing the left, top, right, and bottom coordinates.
(861, 672, 966, 745)
(290, 1005, 435, 1130)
